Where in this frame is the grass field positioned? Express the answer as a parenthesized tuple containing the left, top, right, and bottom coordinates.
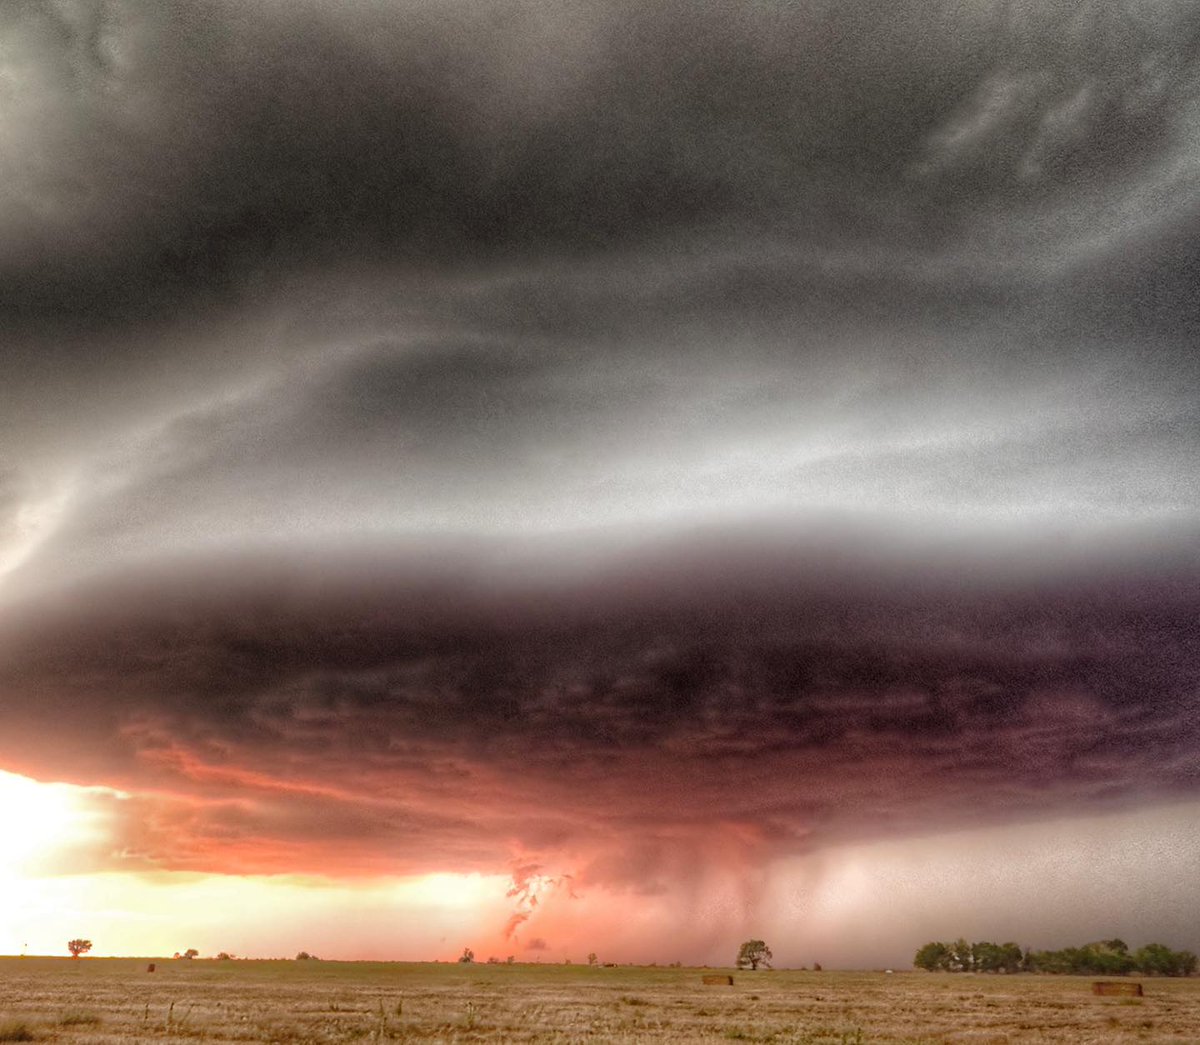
(0, 958, 1196, 1043)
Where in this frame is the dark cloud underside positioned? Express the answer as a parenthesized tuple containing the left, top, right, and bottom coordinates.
(0, 535, 1196, 880)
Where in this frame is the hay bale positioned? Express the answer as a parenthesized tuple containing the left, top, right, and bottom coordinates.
(1092, 981, 1143, 997)
(702, 974, 734, 986)
(147, 963, 156, 973)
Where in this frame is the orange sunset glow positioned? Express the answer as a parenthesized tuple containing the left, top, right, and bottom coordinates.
(3, 767, 1198, 967)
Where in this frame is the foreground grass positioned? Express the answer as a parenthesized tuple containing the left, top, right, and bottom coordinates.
(0, 958, 1196, 1043)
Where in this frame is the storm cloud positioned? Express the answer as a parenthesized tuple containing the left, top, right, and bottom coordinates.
(5, 0, 1200, 339)
(1, 531, 1196, 889)
(1, 0, 1198, 956)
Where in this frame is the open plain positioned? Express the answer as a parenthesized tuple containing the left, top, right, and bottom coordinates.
(0, 958, 1197, 1044)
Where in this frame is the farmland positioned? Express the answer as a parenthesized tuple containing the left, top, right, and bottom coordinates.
(0, 958, 1197, 1043)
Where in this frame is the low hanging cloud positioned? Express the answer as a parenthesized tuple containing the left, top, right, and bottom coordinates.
(1, 529, 1196, 888)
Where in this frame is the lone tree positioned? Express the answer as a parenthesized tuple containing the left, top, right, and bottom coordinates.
(459, 948, 475, 963)
(736, 939, 773, 971)
(68, 939, 92, 958)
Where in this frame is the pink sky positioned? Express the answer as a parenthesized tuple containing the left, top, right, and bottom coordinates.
(3, 769, 1197, 966)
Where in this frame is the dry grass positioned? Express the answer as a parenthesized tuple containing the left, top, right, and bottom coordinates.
(0, 958, 1197, 1043)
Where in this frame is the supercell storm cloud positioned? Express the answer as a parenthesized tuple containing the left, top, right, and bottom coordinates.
(0, 534, 1198, 888)
(0, 0, 1198, 957)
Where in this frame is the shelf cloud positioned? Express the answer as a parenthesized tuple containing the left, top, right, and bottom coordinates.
(1, 533, 1196, 892)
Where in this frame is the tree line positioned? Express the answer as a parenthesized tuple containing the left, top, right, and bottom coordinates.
(914, 938, 1197, 977)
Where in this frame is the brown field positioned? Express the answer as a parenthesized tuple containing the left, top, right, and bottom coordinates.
(0, 958, 1197, 1044)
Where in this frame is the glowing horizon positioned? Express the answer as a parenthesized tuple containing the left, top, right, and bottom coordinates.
(3, 769, 1197, 968)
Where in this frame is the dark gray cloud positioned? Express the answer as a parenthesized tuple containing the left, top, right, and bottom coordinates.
(1, 0, 1197, 563)
(1, 533, 1196, 880)
(4, 0, 1200, 336)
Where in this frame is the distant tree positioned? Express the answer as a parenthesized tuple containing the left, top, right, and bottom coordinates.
(736, 940, 773, 971)
(918, 936, 1199, 977)
(971, 941, 997, 972)
(459, 948, 475, 964)
(1090, 940, 1136, 975)
(1135, 943, 1198, 977)
(67, 939, 92, 959)
(998, 942, 1024, 974)
(1136, 943, 1172, 976)
(216, 952, 234, 961)
(913, 941, 950, 972)
(181, 948, 199, 960)
(486, 956, 499, 964)
(968, 941, 1023, 974)
(587, 952, 598, 966)
(949, 938, 973, 972)
(1029, 942, 1135, 976)
(505, 955, 515, 964)
(295, 951, 316, 961)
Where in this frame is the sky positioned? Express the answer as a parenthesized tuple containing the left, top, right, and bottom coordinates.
(0, 0, 1197, 967)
